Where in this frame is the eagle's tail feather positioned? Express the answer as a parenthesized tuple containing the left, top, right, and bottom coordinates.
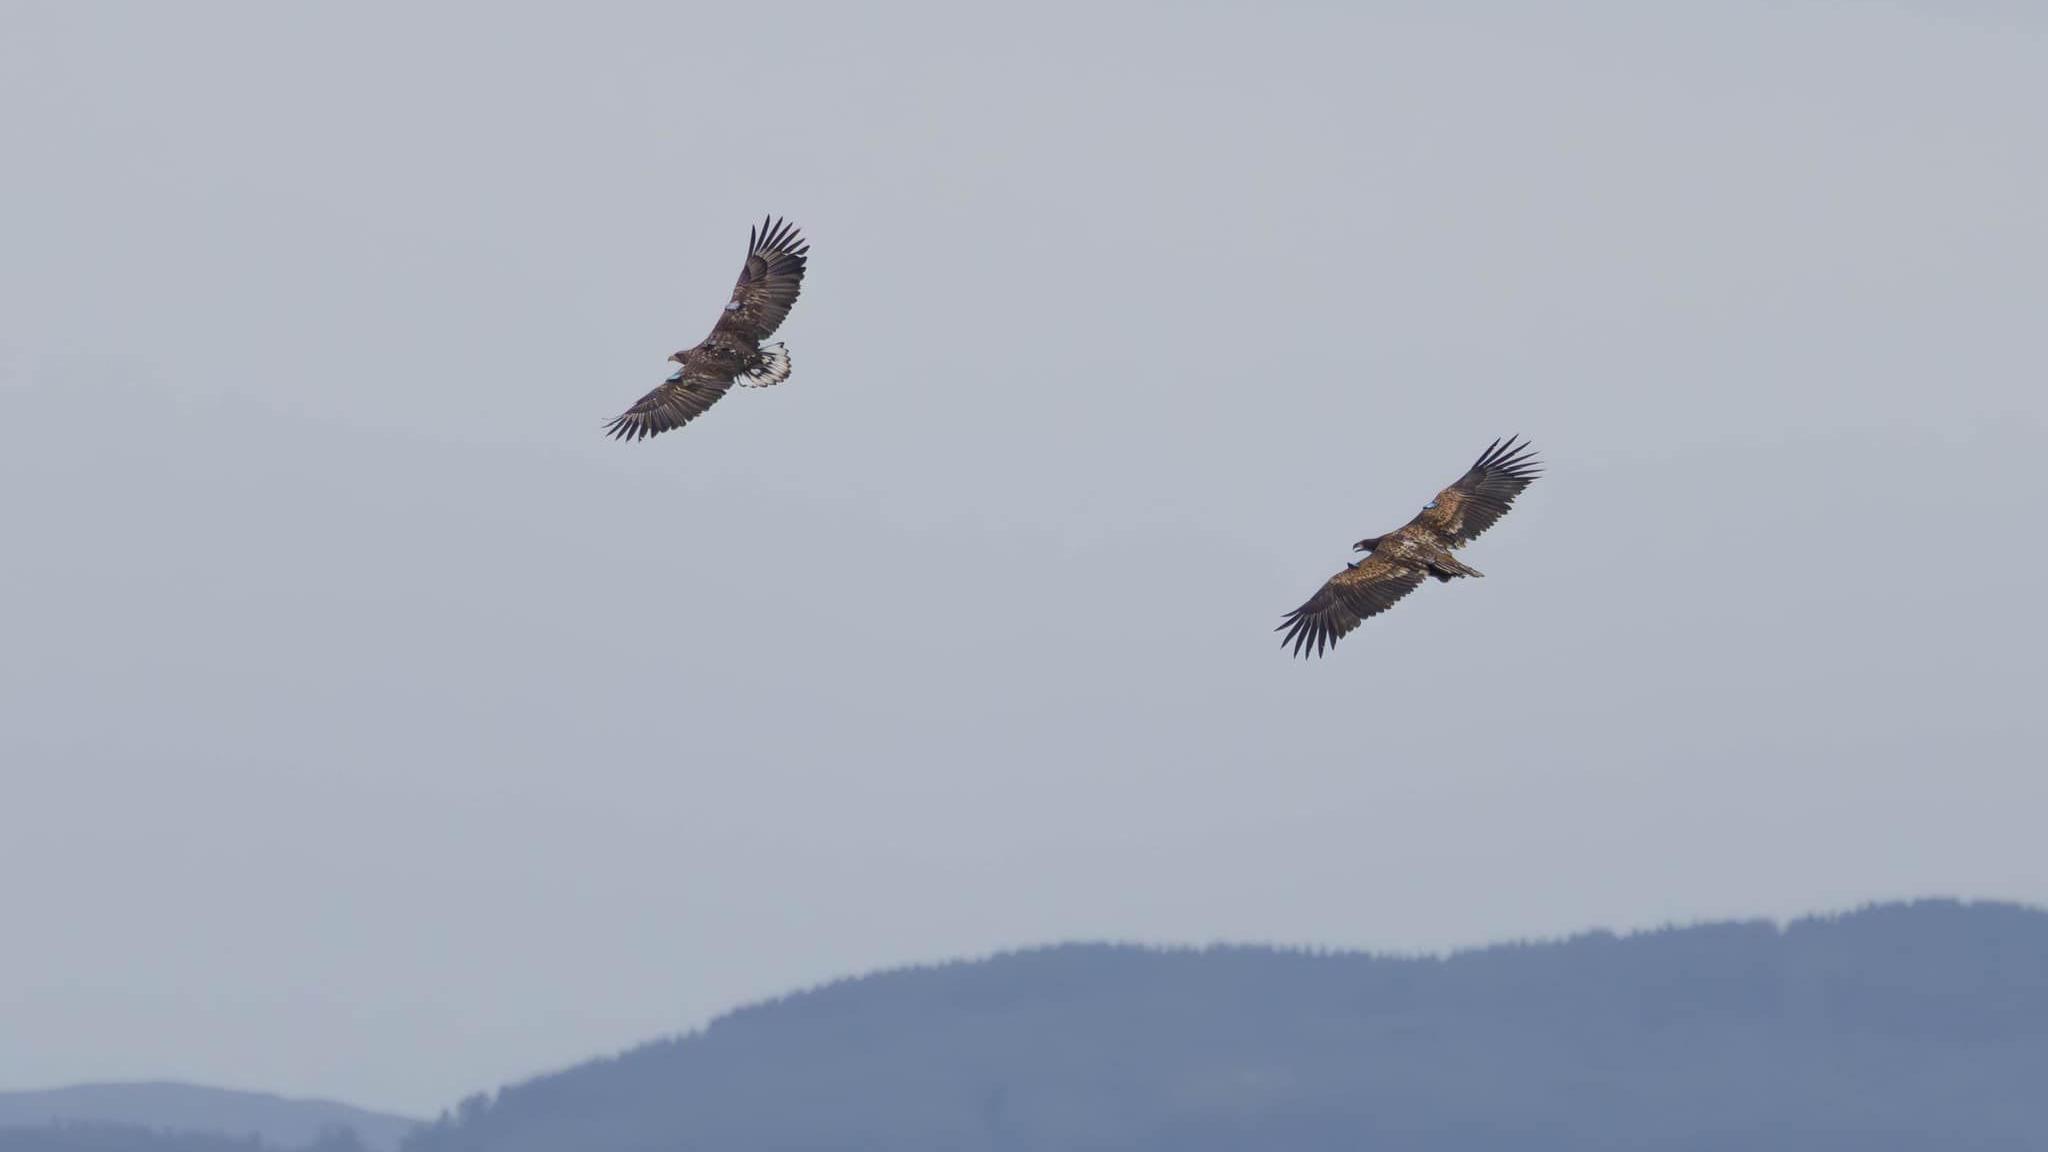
(738, 343, 792, 388)
(1430, 555, 1484, 581)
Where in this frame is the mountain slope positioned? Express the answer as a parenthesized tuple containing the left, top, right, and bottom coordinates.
(0, 1085, 416, 1152)
(403, 899, 2048, 1151)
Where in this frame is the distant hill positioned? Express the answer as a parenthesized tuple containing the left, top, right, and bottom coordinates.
(0, 1085, 416, 1152)
(401, 899, 2048, 1151)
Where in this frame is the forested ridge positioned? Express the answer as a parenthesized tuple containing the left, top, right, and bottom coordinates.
(395, 898, 2048, 1150)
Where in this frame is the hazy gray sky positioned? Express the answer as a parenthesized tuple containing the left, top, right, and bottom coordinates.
(4, 0, 2045, 1118)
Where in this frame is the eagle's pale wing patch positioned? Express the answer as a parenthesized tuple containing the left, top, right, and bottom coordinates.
(1412, 435, 1542, 546)
(711, 215, 809, 344)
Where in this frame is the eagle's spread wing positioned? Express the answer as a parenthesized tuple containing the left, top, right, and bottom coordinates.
(1409, 436, 1542, 547)
(1276, 555, 1428, 658)
(604, 367, 733, 441)
(711, 216, 809, 344)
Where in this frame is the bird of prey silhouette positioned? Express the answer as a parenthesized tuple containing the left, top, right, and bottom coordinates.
(1278, 437, 1542, 658)
(605, 216, 810, 441)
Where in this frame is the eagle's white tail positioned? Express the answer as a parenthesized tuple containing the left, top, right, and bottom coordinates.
(739, 343, 792, 388)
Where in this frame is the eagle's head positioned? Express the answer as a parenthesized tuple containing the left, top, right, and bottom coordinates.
(1352, 535, 1382, 553)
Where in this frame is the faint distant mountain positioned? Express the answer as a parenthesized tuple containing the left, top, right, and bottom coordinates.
(404, 899, 2048, 1151)
(0, 1085, 416, 1152)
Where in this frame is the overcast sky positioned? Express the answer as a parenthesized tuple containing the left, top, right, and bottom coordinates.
(3, 0, 2045, 1118)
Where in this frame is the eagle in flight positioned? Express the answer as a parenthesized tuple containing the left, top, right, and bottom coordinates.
(1279, 437, 1542, 658)
(605, 216, 810, 441)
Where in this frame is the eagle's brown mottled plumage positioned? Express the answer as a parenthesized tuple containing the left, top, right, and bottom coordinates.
(1279, 437, 1542, 658)
(606, 216, 810, 442)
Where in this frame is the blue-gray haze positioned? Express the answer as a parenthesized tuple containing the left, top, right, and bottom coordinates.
(2, 0, 2044, 1116)
(0, 1085, 414, 1152)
